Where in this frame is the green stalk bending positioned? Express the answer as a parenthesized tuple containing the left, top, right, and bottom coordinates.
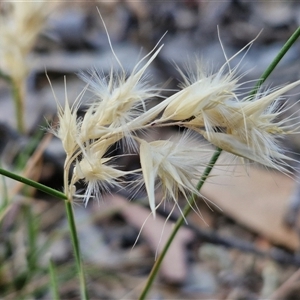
(139, 26, 300, 300)
(0, 167, 67, 200)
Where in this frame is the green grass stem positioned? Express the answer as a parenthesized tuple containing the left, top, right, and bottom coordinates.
(0, 167, 67, 200)
(12, 79, 25, 133)
(250, 26, 300, 98)
(65, 200, 89, 300)
(0, 163, 9, 209)
(0, 70, 25, 133)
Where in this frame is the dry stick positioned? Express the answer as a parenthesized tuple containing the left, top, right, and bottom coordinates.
(139, 26, 300, 300)
(156, 205, 300, 266)
(0, 129, 66, 199)
(269, 268, 300, 299)
(0, 133, 61, 226)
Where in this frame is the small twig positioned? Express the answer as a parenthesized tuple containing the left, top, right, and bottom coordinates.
(156, 206, 300, 267)
(269, 268, 300, 299)
(11, 132, 53, 197)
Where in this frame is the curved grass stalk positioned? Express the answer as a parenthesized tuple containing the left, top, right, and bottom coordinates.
(139, 26, 300, 300)
(0, 167, 67, 200)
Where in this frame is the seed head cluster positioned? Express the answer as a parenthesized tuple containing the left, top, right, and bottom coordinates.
(52, 39, 300, 216)
(0, 0, 50, 83)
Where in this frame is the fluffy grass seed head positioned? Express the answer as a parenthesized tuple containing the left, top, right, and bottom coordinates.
(160, 59, 239, 122)
(51, 22, 168, 205)
(72, 142, 130, 206)
(79, 45, 163, 143)
(48, 77, 85, 157)
(201, 80, 300, 172)
(139, 132, 212, 217)
(0, 1, 50, 82)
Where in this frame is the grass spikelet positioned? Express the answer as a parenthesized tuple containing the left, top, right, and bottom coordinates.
(0, 0, 52, 133)
(78, 41, 164, 145)
(48, 77, 85, 157)
(160, 61, 239, 122)
(200, 80, 300, 173)
(72, 145, 129, 206)
(0, 0, 50, 82)
(139, 131, 213, 217)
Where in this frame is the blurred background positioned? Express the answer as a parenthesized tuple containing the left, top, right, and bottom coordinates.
(1, 1, 300, 299)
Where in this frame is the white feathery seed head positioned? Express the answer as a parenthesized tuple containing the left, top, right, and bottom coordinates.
(200, 80, 300, 172)
(49, 77, 85, 157)
(161, 62, 238, 122)
(49, 17, 300, 212)
(0, 0, 51, 82)
(50, 24, 168, 205)
(139, 132, 212, 217)
(78, 44, 163, 142)
(72, 144, 129, 205)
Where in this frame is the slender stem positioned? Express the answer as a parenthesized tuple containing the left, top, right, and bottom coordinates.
(0, 70, 25, 133)
(12, 79, 26, 133)
(64, 199, 89, 300)
(0, 167, 67, 200)
(0, 162, 9, 209)
(63, 157, 89, 299)
(139, 26, 300, 300)
(250, 26, 300, 98)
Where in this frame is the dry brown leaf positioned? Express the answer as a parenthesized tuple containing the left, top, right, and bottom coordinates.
(202, 158, 299, 250)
